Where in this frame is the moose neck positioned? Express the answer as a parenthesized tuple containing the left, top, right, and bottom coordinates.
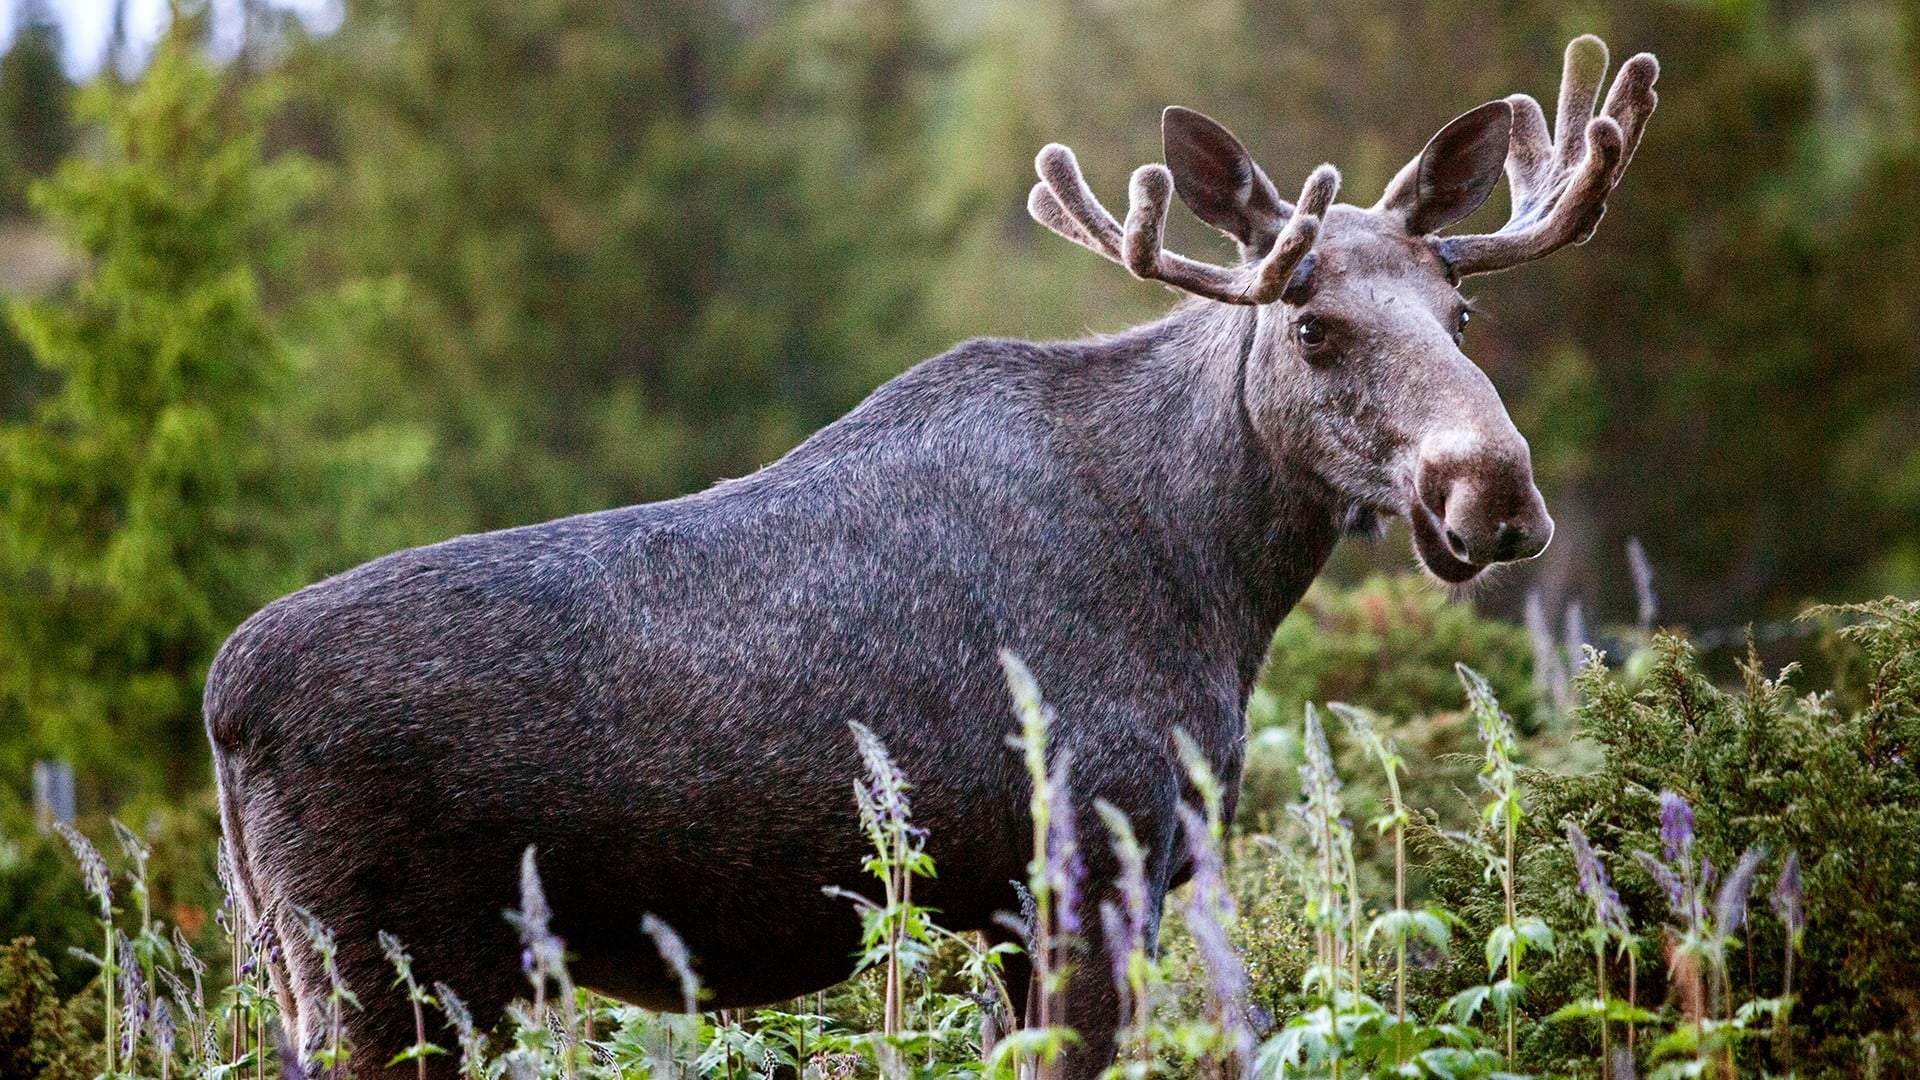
(1045, 301, 1343, 690)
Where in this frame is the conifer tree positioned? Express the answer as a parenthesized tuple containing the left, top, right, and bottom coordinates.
(0, 0, 72, 215)
(0, 25, 418, 800)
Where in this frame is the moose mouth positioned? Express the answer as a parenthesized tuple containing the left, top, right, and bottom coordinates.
(1407, 498, 1486, 584)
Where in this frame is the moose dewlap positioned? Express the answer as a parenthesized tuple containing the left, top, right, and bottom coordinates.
(206, 34, 1655, 1080)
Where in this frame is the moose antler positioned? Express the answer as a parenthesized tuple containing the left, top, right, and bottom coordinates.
(1028, 144, 1339, 305)
(1436, 35, 1659, 277)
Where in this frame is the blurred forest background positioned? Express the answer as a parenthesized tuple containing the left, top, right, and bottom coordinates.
(0, 0, 1915, 817)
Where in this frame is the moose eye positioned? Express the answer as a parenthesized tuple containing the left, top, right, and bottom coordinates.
(1453, 309, 1470, 343)
(1296, 315, 1326, 348)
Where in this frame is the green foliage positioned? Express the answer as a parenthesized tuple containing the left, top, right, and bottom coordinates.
(0, 30, 419, 799)
(0, 833, 94, 994)
(1260, 576, 1540, 731)
(8, 599, 1920, 1080)
(0, 937, 94, 1080)
(282, 0, 976, 535)
(1241, 576, 1552, 901)
(1418, 599, 1920, 1074)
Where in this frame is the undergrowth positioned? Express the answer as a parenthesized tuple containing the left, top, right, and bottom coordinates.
(4, 595, 1917, 1079)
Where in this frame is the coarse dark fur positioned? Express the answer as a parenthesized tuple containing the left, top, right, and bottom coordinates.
(206, 37, 1655, 1080)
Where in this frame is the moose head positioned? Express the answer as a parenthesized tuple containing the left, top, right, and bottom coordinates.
(1029, 35, 1658, 584)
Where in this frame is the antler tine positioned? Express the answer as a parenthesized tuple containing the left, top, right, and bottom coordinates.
(1033, 144, 1124, 261)
(1603, 52, 1660, 178)
(1117, 165, 1249, 300)
(1502, 92, 1557, 220)
(1251, 165, 1339, 301)
(1437, 36, 1659, 277)
(1031, 137, 1339, 306)
(1122, 163, 1340, 304)
(1028, 182, 1104, 254)
(1554, 35, 1610, 164)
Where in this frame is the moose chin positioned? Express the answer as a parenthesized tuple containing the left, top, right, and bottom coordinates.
(206, 34, 1654, 1080)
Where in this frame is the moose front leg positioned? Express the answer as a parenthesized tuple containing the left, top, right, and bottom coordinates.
(1051, 909, 1128, 1080)
(1033, 798, 1177, 1080)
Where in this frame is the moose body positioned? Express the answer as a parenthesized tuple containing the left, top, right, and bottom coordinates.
(211, 317, 1322, 1057)
(208, 36, 1656, 1079)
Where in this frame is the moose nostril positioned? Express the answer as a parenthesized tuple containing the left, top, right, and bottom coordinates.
(1444, 527, 1470, 560)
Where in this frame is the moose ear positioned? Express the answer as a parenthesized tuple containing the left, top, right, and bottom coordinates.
(1378, 100, 1513, 236)
(1162, 106, 1288, 251)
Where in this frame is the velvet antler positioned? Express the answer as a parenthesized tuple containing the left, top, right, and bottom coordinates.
(1028, 144, 1338, 305)
(1435, 35, 1659, 277)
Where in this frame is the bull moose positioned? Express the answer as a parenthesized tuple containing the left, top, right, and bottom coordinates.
(207, 35, 1657, 1079)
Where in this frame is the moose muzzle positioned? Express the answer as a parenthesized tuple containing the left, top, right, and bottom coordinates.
(1409, 430, 1554, 583)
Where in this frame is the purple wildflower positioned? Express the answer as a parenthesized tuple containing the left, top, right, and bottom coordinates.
(1632, 850, 1685, 916)
(172, 925, 206, 1006)
(1626, 537, 1658, 631)
(152, 996, 176, 1061)
(1659, 791, 1695, 866)
(509, 846, 564, 981)
(849, 721, 914, 839)
(119, 931, 146, 1058)
(1095, 799, 1149, 1016)
(434, 981, 487, 1074)
(1095, 800, 1149, 947)
(378, 931, 414, 982)
(1099, 901, 1131, 998)
(110, 818, 150, 869)
(157, 967, 195, 1032)
(244, 919, 278, 981)
(1566, 823, 1629, 937)
(640, 912, 701, 1014)
(1298, 707, 1343, 803)
(1772, 851, 1805, 947)
(1716, 847, 1767, 936)
(1290, 706, 1347, 868)
(1045, 751, 1086, 935)
(53, 822, 113, 921)
(1176, 803, 1250, 1064)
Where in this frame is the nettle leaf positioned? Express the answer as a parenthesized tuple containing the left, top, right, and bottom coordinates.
(1515, 916, 1555, 954)
(1442, 984, 1492, 1025)
(1487, 978, 1527, 1014)
(1484, 925, 1513, 975)
(1548, 996, 1659, 1025)
(1364, 909, 1414, 951)
(1547, 996, 1607, 1022)
(1413, 908, 1456, 948)
(1258, 1006, 1340, 1071)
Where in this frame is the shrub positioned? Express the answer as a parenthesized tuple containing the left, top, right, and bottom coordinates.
(1420, 599, 1920, 1075)
(0, 937, 95, 1080)
(1259, 575, 1540, 731)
